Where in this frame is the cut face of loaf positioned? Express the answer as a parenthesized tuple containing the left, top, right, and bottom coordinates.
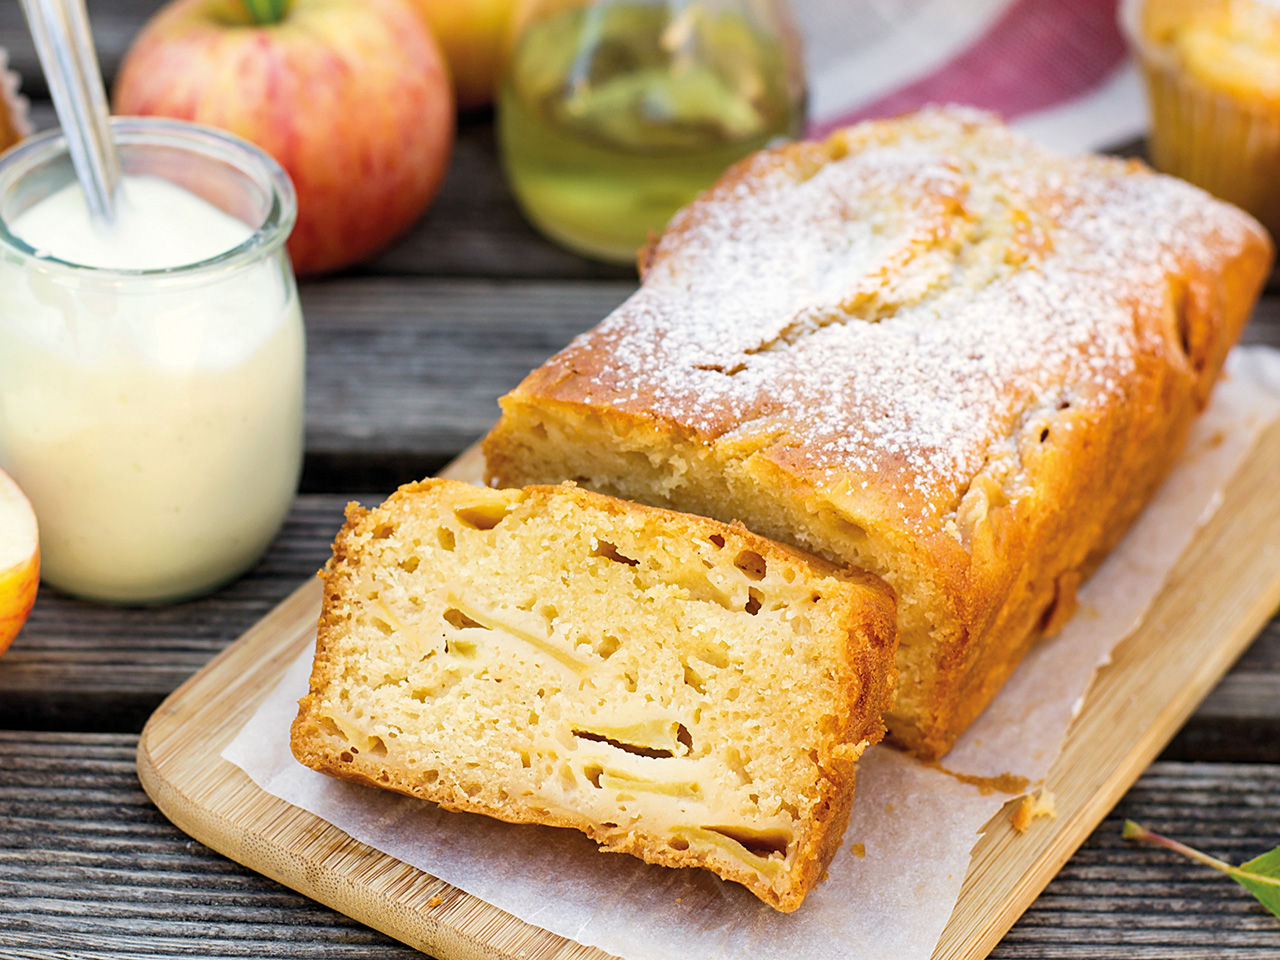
(291, 479, 897, 912)
(482, 106, 1273, 760)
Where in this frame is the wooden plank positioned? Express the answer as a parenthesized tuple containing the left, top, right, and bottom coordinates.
(3, 733, 1278, 959)
(305, 282, 1276, 487)
(993, 761, 1280, 959)
(0, 493, 350, 731)
(4, 500, 1279, 744)
(129, 420, 1280, 960)
(0, 732, 427, 959)
(297, 279, 633, 486)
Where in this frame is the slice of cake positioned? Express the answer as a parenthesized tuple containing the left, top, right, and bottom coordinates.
(291, 479, 897, 911)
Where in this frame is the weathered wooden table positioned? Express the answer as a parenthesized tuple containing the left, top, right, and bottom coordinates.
(2, 4, 1278, 957)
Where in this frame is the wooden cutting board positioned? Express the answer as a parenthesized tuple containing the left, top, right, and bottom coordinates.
(137, 425, 1280, 960)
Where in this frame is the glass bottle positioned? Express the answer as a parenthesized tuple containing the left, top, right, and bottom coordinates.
(499, 0, 806, 264)
(0, 119, 305, 604)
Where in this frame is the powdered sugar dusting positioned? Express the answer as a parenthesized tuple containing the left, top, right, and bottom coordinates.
(536, 108, 1262, 530)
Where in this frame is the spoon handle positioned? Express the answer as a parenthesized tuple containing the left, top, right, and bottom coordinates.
(20, 0, 119, 222)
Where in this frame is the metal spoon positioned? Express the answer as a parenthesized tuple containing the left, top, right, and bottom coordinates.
(20, 0, 119, 223)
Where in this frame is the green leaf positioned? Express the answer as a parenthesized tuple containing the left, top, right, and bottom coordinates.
(1234, 847, 1280, 917)
(1124, 820, 1280, 921)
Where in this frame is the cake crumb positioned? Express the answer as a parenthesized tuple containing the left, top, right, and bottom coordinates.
(1011, 788, 1056, 834)
(850, 842, 866, 858)
(427, 895, 444, 908)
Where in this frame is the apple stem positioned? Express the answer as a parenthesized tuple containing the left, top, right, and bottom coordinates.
(241, 0, 290, 25)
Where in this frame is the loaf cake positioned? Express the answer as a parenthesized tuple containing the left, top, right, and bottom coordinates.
(291, 479, 897, 911)
(483, 107, 1273, 760)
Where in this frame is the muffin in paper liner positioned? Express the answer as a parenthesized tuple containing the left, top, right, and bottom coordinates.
(0, 47, 32, 154)
(1121, 0, 1280, 238)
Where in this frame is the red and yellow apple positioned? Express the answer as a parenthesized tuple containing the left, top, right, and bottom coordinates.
(113, 0, 455, 275)
(0, 468, 38, 657)
(409, 0, 520, 110)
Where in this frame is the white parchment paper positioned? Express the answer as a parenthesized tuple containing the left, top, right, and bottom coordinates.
(224, 347, 1280, 960)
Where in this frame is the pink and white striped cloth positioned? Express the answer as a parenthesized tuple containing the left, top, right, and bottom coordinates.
(798, 0, 1145, 152)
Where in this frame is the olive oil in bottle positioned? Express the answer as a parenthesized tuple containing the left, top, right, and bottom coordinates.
(499, 0, 805, 264)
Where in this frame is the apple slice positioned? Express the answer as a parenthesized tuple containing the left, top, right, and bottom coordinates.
(0, 468, 38, 656)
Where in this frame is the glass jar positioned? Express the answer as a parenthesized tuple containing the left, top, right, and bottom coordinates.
(0, 119, 305, 604)
(499, 0, 806, 264)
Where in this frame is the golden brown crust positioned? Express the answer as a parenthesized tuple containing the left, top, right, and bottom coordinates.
(483, 107, 1272, 759)
(292, 478, 897, 911)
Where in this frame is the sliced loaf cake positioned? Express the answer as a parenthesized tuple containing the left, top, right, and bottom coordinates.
(291, 479, 897, 911)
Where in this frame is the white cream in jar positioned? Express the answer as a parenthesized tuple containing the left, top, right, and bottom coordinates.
(0, 122, 304, 604)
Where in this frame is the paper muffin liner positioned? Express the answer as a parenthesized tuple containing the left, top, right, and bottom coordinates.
(1120, 0, 1280, 237)
(0, 47, 33, 154)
